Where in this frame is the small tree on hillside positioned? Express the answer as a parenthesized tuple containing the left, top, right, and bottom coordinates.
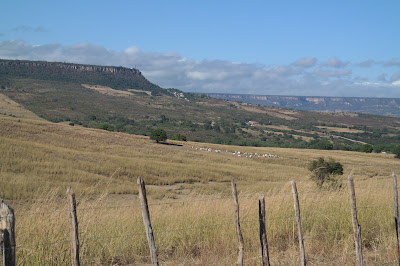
(308, 157, 343, 189)
(171, 134, 187, 141)
(150, 128, 167, 143)
(393, 145, 400, 159)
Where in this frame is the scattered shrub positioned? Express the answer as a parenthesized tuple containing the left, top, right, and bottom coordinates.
(171, 134, 187, 141)
(308, 157, 343, 189)
(150, 128, 167, 143)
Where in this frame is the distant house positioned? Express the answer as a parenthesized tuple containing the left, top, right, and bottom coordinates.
(247, 121, 258, 126)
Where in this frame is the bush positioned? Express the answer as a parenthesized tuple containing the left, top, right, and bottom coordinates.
(393, 145, 400, 159)
(360, 144, 373, 153)
(95, 123, 115, 131)
(171, 134, 187, 141)
(308, 157, 343, 188)
(150, 128, 167, 143)
(313, 139, 333, 150)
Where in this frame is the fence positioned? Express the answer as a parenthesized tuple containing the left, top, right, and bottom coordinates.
(0, 172, 399, 265)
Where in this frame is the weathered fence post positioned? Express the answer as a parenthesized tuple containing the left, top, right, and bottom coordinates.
(291, 180, 306, 266)
(258, 194, 270, 266)
(66, 187, 80, 266)
(392, 171, 400, 265)
(231, 179, 244, 266)
(137, 177, 159, 266)
(348, 175, 363, 266)
(0, 197, 15, 266)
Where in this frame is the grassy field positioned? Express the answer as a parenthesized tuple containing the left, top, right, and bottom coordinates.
(1, 116, 400, 265)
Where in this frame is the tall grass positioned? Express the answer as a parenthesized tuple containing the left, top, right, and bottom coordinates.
(11, 181, 399, 265)
(1, 116, 400, 264)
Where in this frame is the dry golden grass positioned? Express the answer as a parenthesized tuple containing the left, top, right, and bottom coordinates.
(1, 116, 400, 264)
(0, 93, 44, 120)
(82, 84, 134, 97)
(316, 126, 364, 133)
(239, 106, 297, 120)
(127, 88, 152, 95)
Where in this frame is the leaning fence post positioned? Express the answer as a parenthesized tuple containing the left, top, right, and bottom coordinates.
(258, 194, 270, 266)
(291, 180, 306, 266)
(0, 197, 15, 266)
(231, 179, 244, 266)
(348, 175, 363, 266)
(66, 187, 80, 266)
(392, 171, 400, 265)
(137, 177, 159, 266)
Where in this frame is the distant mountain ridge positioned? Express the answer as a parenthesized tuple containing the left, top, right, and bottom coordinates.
(0, 59, 163, 94)
(206, 93, 400, 117)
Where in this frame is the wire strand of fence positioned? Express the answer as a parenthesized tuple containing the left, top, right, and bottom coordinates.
(81, 232, 147, 243)
(15, 239, 70, 250)
(14, 208, 68, 217)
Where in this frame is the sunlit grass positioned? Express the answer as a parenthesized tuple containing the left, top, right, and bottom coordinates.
(1, 116, 400, 264)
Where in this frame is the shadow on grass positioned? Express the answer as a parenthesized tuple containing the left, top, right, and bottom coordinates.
(157, 142, 183, 147)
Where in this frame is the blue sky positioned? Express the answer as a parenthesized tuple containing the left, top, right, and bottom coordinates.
(1, 0, 400, 97)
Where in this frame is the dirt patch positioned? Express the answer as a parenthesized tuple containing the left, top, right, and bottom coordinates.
(82, 84, 134, 97)
(127, 89, 152, 96)
(316, 126, 364, 133)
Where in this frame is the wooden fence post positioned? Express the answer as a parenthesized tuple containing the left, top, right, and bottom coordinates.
(66, 187, 80, 266)
(392, 171, 400, 265)
(291, 180, 306, 266)
(231, 179, 244, 266)
(0, 197, 15, 266)
(258, 194, 270, 266)
(137, 177, 159, 266)
(348, 175, 363, 266)
(0, 229, 3, 264)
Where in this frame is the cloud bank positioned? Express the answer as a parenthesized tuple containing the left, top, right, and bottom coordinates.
(0, 40, 399, 98)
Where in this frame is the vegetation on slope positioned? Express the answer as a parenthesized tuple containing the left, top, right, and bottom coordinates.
(1, 116, 400, 264)
(1, 59, 400, 154)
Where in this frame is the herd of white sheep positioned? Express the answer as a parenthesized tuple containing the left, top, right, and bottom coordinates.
(191, 146, 281, 159)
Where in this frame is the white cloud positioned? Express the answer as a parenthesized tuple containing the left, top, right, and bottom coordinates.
(292, 57, 317, 68)
(323, 57, 349, 68)
(390, 71, 400, 82)
(0, 40, 399, 97)
(124, 46, 140, 54)
(313, 67, 352, 78)
(384, 58, 400, 67)
(357, 60, 375, 67)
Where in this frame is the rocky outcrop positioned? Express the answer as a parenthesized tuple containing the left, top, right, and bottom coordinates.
(0, 59, 162, 93)
(0, 59, 142, 76)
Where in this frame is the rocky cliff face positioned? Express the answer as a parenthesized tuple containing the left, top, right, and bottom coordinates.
(0, 59, 162, 93)
(0, 59, 142, 76)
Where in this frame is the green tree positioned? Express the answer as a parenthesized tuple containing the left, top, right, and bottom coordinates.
(314, 139, 333, 150)
(171, 134, 187, 141)
(150, 128, 167, 143)
(360, 144, 373, 153)
(393, 144, 400, 159)
(308, 157, 343, 188)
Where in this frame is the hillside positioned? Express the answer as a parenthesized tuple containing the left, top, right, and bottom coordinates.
(1, 115, 400, 264)
(1, 59, 400, 154)
(207, 93, 400, 117)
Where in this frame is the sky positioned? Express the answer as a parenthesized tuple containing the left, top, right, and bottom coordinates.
(0, 0, 400, 98)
